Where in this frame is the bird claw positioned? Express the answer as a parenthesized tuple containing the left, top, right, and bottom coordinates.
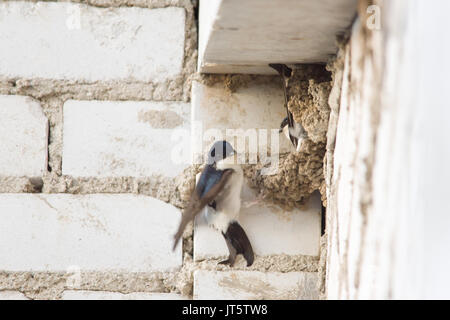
(218, 259, 235, 267)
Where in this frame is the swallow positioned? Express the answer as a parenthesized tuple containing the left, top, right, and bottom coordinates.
(173, 140, 254, 267)
(269, 63, 308, 152)
(279, 116, 308, 152)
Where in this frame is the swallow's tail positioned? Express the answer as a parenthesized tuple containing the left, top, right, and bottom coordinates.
(220, 221, 254, 267)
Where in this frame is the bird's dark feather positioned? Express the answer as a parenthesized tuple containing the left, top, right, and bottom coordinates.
(269, 63, 292, 77)
(197, 165, 225, 198)
(172, 166, 233, 250)
(222, 221, 254, 267)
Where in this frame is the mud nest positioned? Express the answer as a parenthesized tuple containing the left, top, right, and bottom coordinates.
(244, 65, 332, 209)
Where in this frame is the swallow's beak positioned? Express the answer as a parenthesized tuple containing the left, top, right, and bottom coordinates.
(279, 128, 283, 133)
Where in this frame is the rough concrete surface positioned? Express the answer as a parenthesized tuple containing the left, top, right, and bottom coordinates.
(324, 0, 393, 298)
(324, 0, 450, 299)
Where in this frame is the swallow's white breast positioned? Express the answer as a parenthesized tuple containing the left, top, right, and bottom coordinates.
(205, 161, 243, 233)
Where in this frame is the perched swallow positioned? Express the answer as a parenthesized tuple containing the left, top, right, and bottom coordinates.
(269, 63, 308, 151)
(173, 140, 254, 267)
(279, 116, 308, 152)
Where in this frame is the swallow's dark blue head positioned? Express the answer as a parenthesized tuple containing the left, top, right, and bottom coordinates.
(279, 116, 289, 133)
(207, 140, 235, 164)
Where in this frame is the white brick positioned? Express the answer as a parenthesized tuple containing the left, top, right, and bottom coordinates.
(194, 186, 321, 261)
(62, 100, 190, 178)
(194, 270, 319, 300)
(0, 291, 29, 300)
(0, 194, 182, 272)
(0, 95, 48, 176)
(191, 80, 292, 163)
(61, 291, 187, 300)
(0, 2, 185, 82)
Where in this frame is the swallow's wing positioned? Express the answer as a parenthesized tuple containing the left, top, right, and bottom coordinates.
(287, 114, 299, 148)
(172, 166, 233, 250)
(269, 63, 298, 148)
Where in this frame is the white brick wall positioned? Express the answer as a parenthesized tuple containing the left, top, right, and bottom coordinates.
(62, 100, 190, 178)
(0, 95, 48, 176)
(61, 291, 187, 300)
(0, 291, 29, 300)
(0, 2, 185, 82)
(0, 194, 182, 272)
(0, 1, 323, 301)
(194, 186, 321, 261)
(194, 270, 319, 300)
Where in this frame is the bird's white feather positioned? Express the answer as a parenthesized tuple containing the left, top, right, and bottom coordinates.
(282, 121, 307, 152)
(205, 160, 243, 233)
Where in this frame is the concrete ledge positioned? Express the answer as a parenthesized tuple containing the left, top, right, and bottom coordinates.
(199, 0, 357, 74)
